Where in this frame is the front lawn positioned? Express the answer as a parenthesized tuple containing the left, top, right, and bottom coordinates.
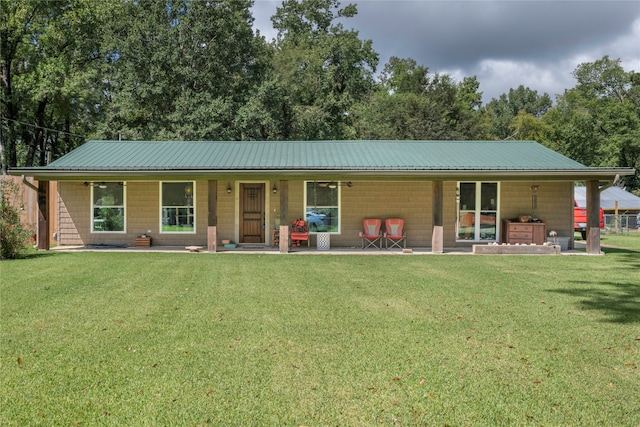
(2, 250, 639, 425)
(601, 232, 640, 251)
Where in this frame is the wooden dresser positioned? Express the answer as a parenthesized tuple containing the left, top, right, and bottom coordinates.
(501, 221, 546, 245)
(134, 237, 151, 247)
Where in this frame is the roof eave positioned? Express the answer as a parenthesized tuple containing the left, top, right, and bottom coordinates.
(9, 167, 635, 182)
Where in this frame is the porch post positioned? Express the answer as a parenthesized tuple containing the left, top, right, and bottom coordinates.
(585, 180, 601, 255)
(207, 180, 217, 252)
(37, 180, 49, 250)
(279, 180, 289, 253)
(432, 181, 444, 253)
(49, 181, 58, 247)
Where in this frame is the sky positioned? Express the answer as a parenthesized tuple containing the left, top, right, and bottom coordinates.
(251, 0, 640, 104)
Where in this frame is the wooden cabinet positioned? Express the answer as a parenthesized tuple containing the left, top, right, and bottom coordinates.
(501, 221, 546, 245)
(134, 237, 151, 247)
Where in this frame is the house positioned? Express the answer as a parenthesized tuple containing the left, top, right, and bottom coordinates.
(574, 186, 640, 213)
(9, 140, 635, 254)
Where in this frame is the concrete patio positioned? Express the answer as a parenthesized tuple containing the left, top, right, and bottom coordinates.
(47, 243, 591, 255)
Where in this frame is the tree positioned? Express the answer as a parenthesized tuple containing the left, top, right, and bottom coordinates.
(267, 0, 378, 140)
(1, 0, 108, 169)
(236, 79, 289, 140)
(0, 178, 33, 259)
(351, 58, 486, 140)
(572, 55, 631, 102)
(509, 110, 553, 142)
(544, 56, 640, 190)
(168, 0, 269, 140)
(379, 57, 429, 95)
(93, 0, 269, 141)
(485, 85, 552, 139)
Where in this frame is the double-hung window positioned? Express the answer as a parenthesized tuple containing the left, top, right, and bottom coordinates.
(91, 182, 126, 232)
(161, 182, 195, 233)
(304, 181, 341, 233)
(457, 182, 499, 241)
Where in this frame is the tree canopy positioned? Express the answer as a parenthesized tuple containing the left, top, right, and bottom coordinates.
(543, 57, 640, 190)
(1, 1, 638, 191)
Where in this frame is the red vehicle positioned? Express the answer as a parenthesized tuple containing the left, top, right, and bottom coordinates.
(574, 200, 604, 240)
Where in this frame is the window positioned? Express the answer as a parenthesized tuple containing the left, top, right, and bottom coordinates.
(92, 182, 125, 232)
(457, 182, 498, 241)
(161, 182, 195, 233)
(305, 181, 341, 233)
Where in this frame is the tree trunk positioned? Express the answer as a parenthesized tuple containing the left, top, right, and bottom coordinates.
(1, 29, 18, 171)
(25, 100, 48, 167)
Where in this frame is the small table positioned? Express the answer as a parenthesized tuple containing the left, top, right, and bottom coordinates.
(271, 229, 280, 247)
(317, 232, 330, 250)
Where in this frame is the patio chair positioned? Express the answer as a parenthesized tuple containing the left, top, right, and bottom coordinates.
(359, 218, 383, 249)
(290, 218, 310, 247)
(384, 218, 406, 249)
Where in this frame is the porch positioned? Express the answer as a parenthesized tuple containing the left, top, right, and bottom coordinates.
(46, 243, 590, 255)
(10, 140, 633, 256)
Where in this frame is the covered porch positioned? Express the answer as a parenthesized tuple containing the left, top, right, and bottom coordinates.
(9, 140, 634, 255)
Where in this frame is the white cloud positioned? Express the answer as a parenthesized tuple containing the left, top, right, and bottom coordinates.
(611, 17, 640, 72)
(468, 60, 569, 102)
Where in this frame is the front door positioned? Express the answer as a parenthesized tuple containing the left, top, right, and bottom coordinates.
(239, 183, 265, 243)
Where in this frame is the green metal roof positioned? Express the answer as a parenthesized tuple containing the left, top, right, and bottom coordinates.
(28, 139, 586, 169)
(10, 140, 635, 181)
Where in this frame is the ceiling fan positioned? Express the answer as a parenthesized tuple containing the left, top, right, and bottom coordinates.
(316, 181, 353, 189)
(84, 181, 126, 188)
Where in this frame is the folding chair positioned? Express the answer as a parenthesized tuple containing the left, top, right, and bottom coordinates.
(290, 218, 310, 247)
(384, 218, 406, 249)
(359, 218, 383, 249)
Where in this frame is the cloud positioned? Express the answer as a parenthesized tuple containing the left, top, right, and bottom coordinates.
(251, 0, 279, 41)
(472, 60, 568, 100)
(609, 16, 640, 72)
(352, 1, 638, 65)
(252, 0, 640, 102)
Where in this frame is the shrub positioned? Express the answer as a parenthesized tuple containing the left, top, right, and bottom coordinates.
(0, 178, 34, 259)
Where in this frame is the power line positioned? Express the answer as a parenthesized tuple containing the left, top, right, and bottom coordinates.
(1, 116, 86, 139)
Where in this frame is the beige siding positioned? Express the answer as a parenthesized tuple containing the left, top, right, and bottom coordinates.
(500, 181, 574, 239)
(53, 179, 574, 249)
(57, 182, 87, 245)
(450, 181, 574, 249)
(58, 181, 210, 247)
(280, 181, 433, 248)
(140, 181, 208, 247)
(216, 181, 236, 244)
(268, 180, 281, 245)
(49, 181, 58, 245)
(339, 181, 432, 247)
(443, 181, 459, 247)
(126, 182, 157, 239)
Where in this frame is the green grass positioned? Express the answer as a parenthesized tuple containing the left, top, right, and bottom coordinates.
(2, 248, 639, 425)
(574, 231, 640, 251)
(600, 232, 640, 251)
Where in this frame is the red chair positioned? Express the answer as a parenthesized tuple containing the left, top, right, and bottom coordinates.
(384, 218, 406, 249)
(359, 218, 382, 249)
(290, 218, 309, 247)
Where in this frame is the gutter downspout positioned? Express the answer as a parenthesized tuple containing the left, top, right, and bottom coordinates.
(598, 174, 620, 194)
(22, 175, 39, 192)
